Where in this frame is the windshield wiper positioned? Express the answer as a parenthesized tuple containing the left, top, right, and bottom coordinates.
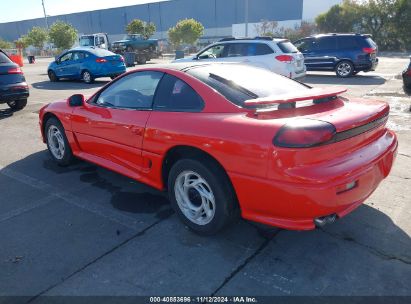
(209, 73, 258, 99)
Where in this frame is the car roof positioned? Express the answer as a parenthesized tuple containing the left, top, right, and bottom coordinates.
(216, 37, 287, 44)
(134, 62, 248, 73)
(304, 33, 371, 39)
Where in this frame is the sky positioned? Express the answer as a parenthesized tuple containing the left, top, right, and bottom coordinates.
(0, 0, 168, 23)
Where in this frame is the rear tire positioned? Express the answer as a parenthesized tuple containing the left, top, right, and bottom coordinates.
(48, 70, 59, 82)
(45, 117, 74, 166)
(82, 70, 94, 84)
(7, 99, 27, 111)
(137, 55, 147, 65)
(167, 158, 238, 235)
(335, 60, 354, 78)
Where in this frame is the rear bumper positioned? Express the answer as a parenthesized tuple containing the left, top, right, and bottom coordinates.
(230, 129, 398, 230)
(0, 82, 29, 103)
(355, 58, 379, 72)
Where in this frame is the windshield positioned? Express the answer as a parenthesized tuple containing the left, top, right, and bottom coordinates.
(187, 64, 310, 107)
(79, 36, 94, 47)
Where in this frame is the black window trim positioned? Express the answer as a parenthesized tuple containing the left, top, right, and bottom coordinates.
(152, 72, 205, 113)
(87, 70, 165, 111)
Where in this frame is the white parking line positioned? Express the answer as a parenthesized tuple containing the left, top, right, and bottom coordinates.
(0, 165, 145, 231)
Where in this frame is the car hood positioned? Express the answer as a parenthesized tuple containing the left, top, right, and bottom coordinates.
(172, 56, 196, 63)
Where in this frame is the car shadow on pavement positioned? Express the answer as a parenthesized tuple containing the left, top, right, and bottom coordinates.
(0, 107, 14, 120)
(1, 150, 410, 295)
(31, 80, 110, 91)
(2, 150, 410, 253)
(305, 74, 386, 86)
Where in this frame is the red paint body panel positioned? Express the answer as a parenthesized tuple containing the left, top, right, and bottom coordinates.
(38, 66, 398, 230)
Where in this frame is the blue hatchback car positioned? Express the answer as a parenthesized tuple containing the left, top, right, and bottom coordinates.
(48, 47, 126, 83)
(294, 34, 378, 78)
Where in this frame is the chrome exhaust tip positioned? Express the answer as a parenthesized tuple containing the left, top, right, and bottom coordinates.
(314, 214, 337, 228)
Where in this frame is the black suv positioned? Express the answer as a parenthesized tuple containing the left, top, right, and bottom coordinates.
(0, 49, 29, 111)
(294, 34, 378, 77)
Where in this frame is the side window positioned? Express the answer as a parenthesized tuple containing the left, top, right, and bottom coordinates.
(227, 43, 248, 57)
(198, 44, 227, 59)
(294, 39, 313, 52)
(94, 71, 164, 109)
(153, 74, 204, 112)
(72, 52, 85, 61)
(338, 36, 360, 49)
(59, 52, 72, 62)
(254, 43, 274, 55)
(315, 37, 337, 50)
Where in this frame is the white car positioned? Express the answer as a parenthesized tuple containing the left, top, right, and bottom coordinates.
(173, 37, 306, 79)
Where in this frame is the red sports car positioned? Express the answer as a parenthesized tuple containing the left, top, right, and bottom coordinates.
(39, 63, 398, 235)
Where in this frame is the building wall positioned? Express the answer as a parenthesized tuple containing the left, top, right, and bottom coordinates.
(0, 0, 339, 42)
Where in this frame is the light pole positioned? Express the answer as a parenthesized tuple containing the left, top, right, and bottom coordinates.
(42, 0, 49, 29)
(245, 0, 249, 37)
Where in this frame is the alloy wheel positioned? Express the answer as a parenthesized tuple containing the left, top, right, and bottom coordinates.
(174, 170, 216, 225)
(47, 125, 65, 160)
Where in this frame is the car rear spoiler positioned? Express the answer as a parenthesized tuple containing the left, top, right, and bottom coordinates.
(243, 86, 347, 108)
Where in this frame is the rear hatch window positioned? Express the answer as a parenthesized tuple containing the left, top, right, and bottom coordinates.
(186, 64, 310, 107)
(277, 40, 299, 53)
(0, 52, 12, 63)
(364, 37, 377, 48)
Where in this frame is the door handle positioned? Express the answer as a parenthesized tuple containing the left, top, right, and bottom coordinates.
(131, 127, 143, 136)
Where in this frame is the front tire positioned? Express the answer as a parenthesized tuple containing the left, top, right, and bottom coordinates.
(82, 70, 94, 84)
(48, 70, 59, 82)
(45, 117, 74, 166)
(168, 158, 238, 235)
(335, 60, 354, 78)
(137, 55, 147, 65)
(7, 99, 27, 111)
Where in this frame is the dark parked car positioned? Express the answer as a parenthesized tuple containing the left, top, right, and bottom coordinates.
(294, 34, 378, 77)
(0, 49, 29, 111)
(402, 56, 411, 89)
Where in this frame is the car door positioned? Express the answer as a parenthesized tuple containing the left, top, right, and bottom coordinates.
(308, 37, 338, 70)
(71, 71, 164, 172)
(196, 44, 229, 62)
(67, 51, 85, 78)
(55, 52, 73, 77)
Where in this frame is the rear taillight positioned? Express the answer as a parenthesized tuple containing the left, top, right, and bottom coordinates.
(96, 58, 107, 63)
(363, 47, 376, 54)
(275, 55, 294, 64)
(119, 56, 124, 62)
(8, 67, 23, 74)
(274, 119, 336, 148)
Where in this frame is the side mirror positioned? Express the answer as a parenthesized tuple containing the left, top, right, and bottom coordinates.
(68, 94, 84, 107)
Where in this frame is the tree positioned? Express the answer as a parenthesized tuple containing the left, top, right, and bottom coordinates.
(276, 21, 318, 41)
(254, 20, 278, 37)
(25, 26, 48, 49)
(394, 0, 411, 50)
(168, 19, 204, 48)
(15, 36, 29, 49)
(0, 38, 13, 49)
(126, 19, 156, 39)
(48, 21, 77, 50)
(316, 0, 362, 33)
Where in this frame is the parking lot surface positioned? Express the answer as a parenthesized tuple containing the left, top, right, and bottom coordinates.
(0, 57, 410, 299)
